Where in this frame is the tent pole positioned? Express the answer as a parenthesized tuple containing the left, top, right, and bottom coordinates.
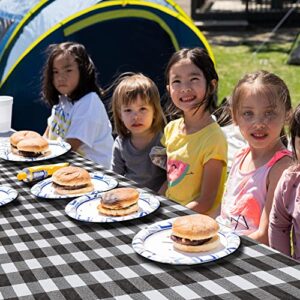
(251, 0, 299, 58)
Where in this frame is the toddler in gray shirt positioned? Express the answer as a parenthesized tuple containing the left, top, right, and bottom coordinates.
(110, 73, 166, 192)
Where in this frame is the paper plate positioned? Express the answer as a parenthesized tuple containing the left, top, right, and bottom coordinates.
(31, 172, 118, 199)
(132, 218, 240, 265)
(0, 140, 71, 161)
(0, 186, 18, 206)
(65, 191, 160, 222)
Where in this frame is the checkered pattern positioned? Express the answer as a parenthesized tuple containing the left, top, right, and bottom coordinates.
(0, 150, 299, 299)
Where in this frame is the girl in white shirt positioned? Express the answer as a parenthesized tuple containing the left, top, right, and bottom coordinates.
(42, 42, 113, 168)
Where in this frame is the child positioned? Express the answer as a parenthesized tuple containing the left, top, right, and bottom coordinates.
(111, 73, 166, 192)
(269, 103, 300, 260)
(217, 70, 292, 245)
(215, 96, 248, 171)
(42, 42, 114, 168)
(160, 48, 228, 217)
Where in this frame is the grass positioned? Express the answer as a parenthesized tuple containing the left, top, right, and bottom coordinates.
(210, 39, 300, 107)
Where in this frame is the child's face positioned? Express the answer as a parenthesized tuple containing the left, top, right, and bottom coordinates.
(52, 53, 80, 97)
(120, 96, 155, 136)
(167, 58, 207, 113)
(234, 94, 287, 150)
(295, 136, 300, 162)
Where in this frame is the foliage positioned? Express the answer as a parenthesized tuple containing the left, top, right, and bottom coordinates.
(211, 42, 300, 107)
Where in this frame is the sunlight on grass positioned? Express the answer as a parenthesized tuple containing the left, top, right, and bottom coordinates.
(212, 43, 300, 107)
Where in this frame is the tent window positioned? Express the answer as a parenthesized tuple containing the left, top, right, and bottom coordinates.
(0, 18, 14, 44)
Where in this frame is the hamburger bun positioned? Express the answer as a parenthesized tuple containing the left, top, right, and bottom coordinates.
(10, 130, 41, 147)
(171, 214, 220, 253)
(16, 136, 49, 157)
(52, 166, 94, 195)
(10, 130, 42, 154)
(97, 187, 139, 216)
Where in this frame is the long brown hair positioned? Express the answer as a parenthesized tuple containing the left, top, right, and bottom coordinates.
(42, 42, 102, 106)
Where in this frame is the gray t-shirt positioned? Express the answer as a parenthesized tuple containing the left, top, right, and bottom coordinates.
(111, 133, 166, 192)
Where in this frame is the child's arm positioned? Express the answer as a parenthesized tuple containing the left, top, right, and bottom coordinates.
(186, 159, 224, 215)
(43, 126, 50, 139)
(249, 156, 292, 245)
(111, 139, 125, 175)
(66, 138, 82, 151)
(158, 180, 168, 195)
(269, 173, 292, 256)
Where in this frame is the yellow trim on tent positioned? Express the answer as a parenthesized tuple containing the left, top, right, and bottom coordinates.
(64, 9, 179, 51)
(173, 14, 215, 63)
(0, 0, 214, 88)
(0, 21, 62, 88)
(62, 0, 214, 63)
(131, 1, 215, 62)
(93, 1, 215, 62)
(164, 0, 190, 21)
(122, 0, 190, 21)
(0, 0, 49, 64)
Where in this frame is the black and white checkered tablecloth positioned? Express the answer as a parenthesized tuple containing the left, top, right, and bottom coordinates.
(0, 150, 299, 299)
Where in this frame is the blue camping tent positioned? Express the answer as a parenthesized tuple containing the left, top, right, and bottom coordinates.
(0, 0, 213, 133)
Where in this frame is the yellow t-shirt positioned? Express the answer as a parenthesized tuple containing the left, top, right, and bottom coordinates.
(161, 118, 228, 213)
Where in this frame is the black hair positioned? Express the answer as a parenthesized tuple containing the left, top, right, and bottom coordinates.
(164, 47, 218, 119)
(42, 42, 102, 106)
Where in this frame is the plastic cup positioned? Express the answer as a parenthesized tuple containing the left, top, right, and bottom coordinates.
(0, 96, 13, 132)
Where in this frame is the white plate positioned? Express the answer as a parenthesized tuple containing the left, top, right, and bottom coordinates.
(31, 172, 118, 199)
(132, 218, 240, 265)
(0, 186, 18, 206)
(65, 191, 160, 222)
(0, 140, 71, 161)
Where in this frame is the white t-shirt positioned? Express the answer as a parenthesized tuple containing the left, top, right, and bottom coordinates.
(221, 124, 247, 171)
(47, 92, 114, 168)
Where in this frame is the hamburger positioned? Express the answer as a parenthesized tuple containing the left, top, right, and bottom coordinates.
(16, 136, 49, 157)
(52, 166, 94, 195)
(97, 187, 139, 216)
(10, 130, 41, 154)
(171, 214, 220, 253)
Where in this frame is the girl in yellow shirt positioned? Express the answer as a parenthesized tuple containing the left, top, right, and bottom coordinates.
(159, 48, 228, 217)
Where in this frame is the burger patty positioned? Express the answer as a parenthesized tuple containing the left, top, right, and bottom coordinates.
(171, 235, 212, 246)
(18, 150, 42, 157)
(100, 202, 137, 210)
(52, 182, 89, 190)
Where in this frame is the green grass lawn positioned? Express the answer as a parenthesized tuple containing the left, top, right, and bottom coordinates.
(211, 42, 300, 107)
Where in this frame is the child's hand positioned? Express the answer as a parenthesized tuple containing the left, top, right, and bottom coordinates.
(66, 138, 82, 151)
(150, 146, 167, 170)
(43, 126, 50, 139)
(158, 181, 168, 195)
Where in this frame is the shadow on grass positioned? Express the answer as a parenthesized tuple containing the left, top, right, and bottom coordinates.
(244, 43, 291, 54)
(204, 28, 299, 50)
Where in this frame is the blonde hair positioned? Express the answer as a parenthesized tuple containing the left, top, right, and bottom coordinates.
(229, 70, 292, 146)
(230, 70, 292, 120)
(112, 73, 166, 137)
